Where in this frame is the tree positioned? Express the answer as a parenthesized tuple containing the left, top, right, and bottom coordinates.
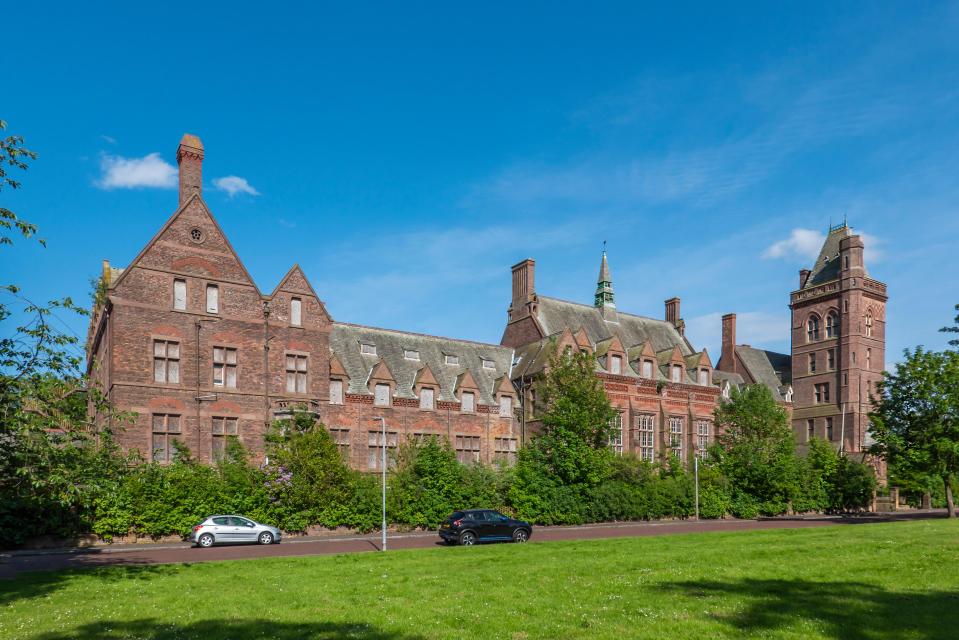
(870, 347, 959, 517)
(942, 304, 959, 347)
(712, 384, 801, 515)
(0, 119, 41, 248)
(524, 348, 618, 487)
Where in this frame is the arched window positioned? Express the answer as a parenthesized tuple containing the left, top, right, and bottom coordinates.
(865, 313, 873, 337)
(806, 315, 821, 342)
(826, 311, 839, 338)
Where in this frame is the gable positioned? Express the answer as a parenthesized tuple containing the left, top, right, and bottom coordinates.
(112, 194, 260, 293)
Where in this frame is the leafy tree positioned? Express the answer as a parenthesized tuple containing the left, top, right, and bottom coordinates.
(941, 304, 959, 347)
(390, 436, 463, 528)
(870, 347, 959, 517)
(712, 384, 801, 515)
(525, 348, 618, 486)
(0, 119, 41, 247)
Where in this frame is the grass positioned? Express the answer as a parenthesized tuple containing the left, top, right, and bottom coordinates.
(1, 519, 958, 639)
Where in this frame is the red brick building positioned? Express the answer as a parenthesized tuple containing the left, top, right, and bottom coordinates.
(717, 223, 887, 457)
(501, 253, 720, 463)
(86, 135, 519, 469)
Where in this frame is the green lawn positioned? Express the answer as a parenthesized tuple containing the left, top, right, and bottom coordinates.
(2, 520, 958, 640)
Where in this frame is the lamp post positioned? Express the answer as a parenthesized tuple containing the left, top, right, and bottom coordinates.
(694, 454, 700, 520)
(372, 416, 387, 551)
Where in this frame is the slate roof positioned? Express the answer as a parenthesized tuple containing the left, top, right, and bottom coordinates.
(804, 225, 868, 289)
(735, 345, 792, 401)
(534, 297, 692, 356)
(329, 323, 514, 405)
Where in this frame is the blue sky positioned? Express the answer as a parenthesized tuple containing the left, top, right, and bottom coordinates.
(3, 2, 958, 368)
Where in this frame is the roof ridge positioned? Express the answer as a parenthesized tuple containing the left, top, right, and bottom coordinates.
(537, 295, 673, 325)
(332, 321, 510, 350)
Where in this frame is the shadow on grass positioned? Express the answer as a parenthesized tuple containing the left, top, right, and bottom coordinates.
(660, 578, 959, 639)
(0, 563, 186, 607)
(31, 619, 425, 639)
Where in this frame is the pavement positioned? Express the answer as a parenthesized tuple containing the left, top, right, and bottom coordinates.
(0, 511, 945, 579)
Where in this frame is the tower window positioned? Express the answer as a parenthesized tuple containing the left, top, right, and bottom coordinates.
(827, 349, 835, 370)
(826, 417, 834, 441)
(814, 383, 830, 404)
(865, 313, 874, 337)
(808, 353, 817, 373)
(807, 419, 815, 441)
(806, 315, 821, 342)
(826, 312, 839, 338)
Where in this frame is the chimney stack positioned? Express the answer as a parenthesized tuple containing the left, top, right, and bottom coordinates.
(510, 259, 535, 320)
(799, 268, 811, 289)
(665, 297, 683, 336)
(176, 133, 204, 206)
(719, 313, 737, 373)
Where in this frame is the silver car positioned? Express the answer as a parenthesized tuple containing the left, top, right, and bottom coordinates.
(190, 515, 282, 548)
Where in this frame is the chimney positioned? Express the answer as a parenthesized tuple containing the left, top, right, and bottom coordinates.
(510, 259, 535, 320)
(799, 268, 811, 289)
(665, 297, 681, 326)
(176, 133, 204, 206)
(720, 313, 737, 373)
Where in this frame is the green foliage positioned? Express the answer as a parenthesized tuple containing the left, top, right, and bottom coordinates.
(941, 303, 959, 347)
(390, 436, 464, 528)
(713, 385, 803, 515)
(870, 346, 959, 514)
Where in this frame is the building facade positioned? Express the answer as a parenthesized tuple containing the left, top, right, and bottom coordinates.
(502, 254, 720, 463)
(87, 134, 885, 470)
(717, 223, 887, 457)
(86, 135, 520, 469)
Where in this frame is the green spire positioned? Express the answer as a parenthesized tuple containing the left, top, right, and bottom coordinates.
(594, 249, 617, 321)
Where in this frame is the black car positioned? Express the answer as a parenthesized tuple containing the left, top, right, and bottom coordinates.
(438, 509, 532, 546)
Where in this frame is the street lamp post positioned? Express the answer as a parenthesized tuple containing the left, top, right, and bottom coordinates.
(694, 455, 700, 520)
(372, 416, 387, 551)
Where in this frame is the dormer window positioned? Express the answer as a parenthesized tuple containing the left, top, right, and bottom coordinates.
(360, 343, 376, 356)
(374, 383, 391, 406)
(482, 358, 495, 370)
(671, 365, 682, 383)
(419, 387, 435, 410)
(445, 354, 459, 366)
(698, 369, 708, 385)
(461, 391, 474, 412)
(404, 349, 419, 361)
(610, 355, 622, 375)
(642, 360, 653, 378)
(290, 298, 302, 326)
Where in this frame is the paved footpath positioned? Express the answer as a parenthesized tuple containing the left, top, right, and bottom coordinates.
(0, 512, 942, 579)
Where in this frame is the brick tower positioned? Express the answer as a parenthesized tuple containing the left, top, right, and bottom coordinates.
(789, 223, 887, 455)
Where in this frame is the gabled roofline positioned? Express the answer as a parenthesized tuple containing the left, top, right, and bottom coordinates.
(110, 193, 261, 294)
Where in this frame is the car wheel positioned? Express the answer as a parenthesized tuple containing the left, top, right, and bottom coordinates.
(258, 532, 275, 545)
(198, 533, 215, 548)
(512, 529, 529, 543)
(459, 531, 477, 546)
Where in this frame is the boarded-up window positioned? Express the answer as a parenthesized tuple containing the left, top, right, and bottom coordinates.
(286, 354, 308, 393)
(368, 430, 398, 470)
(482, 359, 495, 370)
(461, 391, 475, 413)
(610, 355, 622, 375)
(153, 340, 180, 384)
(454, 435, 481, 464)
(404, 349, 419, 360)
(329, 379, 343, 405)
(498, 395, 512, 417)
(494, 437, 518, 464)
(374, 383, 391, 406)
(151, 414, 181, 462)
(173, 279, 186, 310)
(419, 387, 434, 410)
(445, 354, 459, 366)
(698, 369, 708, 385)
(290, 298, 302, 326)
(360, 343, 376, 356)
(642, 360, 653, 378)
(671, 365, 682, 383)
(213, 347, 237, 388)
(206, 284, 219, 313)
(211, 417, 238, 460)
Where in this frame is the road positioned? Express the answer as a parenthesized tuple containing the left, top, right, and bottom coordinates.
(0, 512, 941, 579)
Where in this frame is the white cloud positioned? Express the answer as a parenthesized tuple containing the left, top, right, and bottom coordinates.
(860, 232, 883, 264)
(96, 152, 176, 189)
(99, 135, 117, 145)
(762, 228, 825, 261)
(213, 176, 260, 198)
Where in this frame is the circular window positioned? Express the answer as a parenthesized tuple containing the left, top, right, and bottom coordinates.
(189, 228, 205, 243)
